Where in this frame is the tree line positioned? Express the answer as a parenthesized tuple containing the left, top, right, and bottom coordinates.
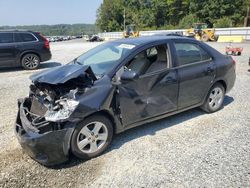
(96, 0, 250, 32)
(0, 24, 98, 36)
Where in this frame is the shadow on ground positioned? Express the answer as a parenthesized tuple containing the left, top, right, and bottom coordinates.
(39, 62, 62, 69)
(0, 62, 61, 73)
(52, 96, 234, 169)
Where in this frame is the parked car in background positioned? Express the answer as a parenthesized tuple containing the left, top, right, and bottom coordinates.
(87, 35, 104, 42)
(154, 32, 184, 37)
(0, 30, 51, 70)
(15, 36, 236, 166)
(53, 36, 63, 42)
(47, 37, 55, 42)
(76, 35, 83, 38)
(62, 36, 70, 41)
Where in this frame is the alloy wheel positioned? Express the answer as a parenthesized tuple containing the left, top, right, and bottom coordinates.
(23, 55, 39, 69)
(208, 87, 223, 110)
(77, 121, 108, 154)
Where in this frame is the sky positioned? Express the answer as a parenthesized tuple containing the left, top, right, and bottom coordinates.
(0, 0, 103, 26)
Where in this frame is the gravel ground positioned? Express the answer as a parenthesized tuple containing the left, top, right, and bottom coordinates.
(0, 39, 249, 188)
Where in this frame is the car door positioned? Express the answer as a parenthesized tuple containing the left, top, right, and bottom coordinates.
(173, 41, 215, 109)
(14, 32, 39, 55)
(0, 32, 17, 67)
(117, 43, 178, 126)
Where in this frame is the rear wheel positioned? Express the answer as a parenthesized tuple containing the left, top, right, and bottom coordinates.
(201, 83, 225, 113)
(71, 115, 113, 160)
(21, 53, 40, 70)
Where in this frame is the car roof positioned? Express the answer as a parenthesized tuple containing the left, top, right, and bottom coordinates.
(0, 29, 35, 33)
(113, 36, 195, 46)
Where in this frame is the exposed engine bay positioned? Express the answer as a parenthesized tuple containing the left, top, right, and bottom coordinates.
(22, 64, 97, 133)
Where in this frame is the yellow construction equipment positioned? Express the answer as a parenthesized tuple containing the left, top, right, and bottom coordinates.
(186, 23, 217, 42)
(123, 24, 140, 38)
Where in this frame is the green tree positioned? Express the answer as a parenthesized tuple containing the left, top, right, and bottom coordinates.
(215, 17, 232, 28)
(178, 14, 199, 29)
(95, 0, 247, 31)
(189, 0, 245, 26)
(96, 0, 124, 32)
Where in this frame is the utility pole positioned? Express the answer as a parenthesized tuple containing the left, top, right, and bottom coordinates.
(244, 6, 249, 27)
(123, 8, 126, 31)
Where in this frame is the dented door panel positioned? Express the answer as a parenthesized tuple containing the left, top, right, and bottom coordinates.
(118, 69, 178, 126)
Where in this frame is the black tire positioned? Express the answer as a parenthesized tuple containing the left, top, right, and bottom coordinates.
(71, 115, 113, 160)
(201, 83, 225, 113)
(201, 34, 209, 42)
(21, 53, 40, 70)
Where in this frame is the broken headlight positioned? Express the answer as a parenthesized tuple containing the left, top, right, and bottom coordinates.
(45, 98, 79, 122)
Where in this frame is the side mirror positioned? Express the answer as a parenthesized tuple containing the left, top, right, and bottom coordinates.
(120, 70, 138, 82)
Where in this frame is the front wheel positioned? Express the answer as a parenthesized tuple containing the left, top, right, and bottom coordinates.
(201, 83, 225, 113)
(71, 115, 113, 160)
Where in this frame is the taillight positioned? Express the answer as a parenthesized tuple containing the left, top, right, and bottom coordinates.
(39, 33, 50, 49)
(44, 40, 50, 49)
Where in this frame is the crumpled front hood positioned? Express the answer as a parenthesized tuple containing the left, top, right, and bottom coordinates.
(30, 64, 97, 85)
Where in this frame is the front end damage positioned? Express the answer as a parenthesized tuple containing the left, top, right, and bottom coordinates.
(15, 98, 74, 166)
(15, 64, 98, 166)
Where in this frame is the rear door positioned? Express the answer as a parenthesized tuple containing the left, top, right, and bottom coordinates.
(14, 32, 39, 53)
(0, 32, 17, 67)
(173, 40, 215, 109)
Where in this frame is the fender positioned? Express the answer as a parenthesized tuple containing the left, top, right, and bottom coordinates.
(19, 50, 41, 63)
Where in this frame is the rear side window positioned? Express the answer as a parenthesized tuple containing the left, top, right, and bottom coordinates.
(0, 33, 14, 43)
(200, 47, 211, 61)
(15, 33, 37, 42)
(174, 43, 211, 66)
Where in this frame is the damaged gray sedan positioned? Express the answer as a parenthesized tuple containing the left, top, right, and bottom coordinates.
(15, 36, 236, 166)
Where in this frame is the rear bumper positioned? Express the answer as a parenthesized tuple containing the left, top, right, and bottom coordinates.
(40, 50, 52, 62)
(15, 98, 74, 166)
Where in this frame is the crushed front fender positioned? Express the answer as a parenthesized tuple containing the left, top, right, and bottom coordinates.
(15, 98, 75, 166)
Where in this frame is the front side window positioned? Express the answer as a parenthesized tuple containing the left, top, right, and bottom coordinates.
(174, 43, 211, 66)
(75, 42, 135, 76)
(15, 33, 37, 42)
(126, 44, 169, 75)
(0, 33, 14, 43)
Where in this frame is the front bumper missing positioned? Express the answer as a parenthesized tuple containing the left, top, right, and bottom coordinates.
(15, 98, 74, 166)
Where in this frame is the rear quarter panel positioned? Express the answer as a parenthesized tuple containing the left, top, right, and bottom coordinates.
(18, 42, 51, 62)
(214, 55, 236, 93)
(200, 42, 236, 93)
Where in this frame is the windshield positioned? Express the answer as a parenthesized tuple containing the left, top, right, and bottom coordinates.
(75, 42, 135, 75)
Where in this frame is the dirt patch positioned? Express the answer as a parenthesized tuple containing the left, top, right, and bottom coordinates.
(0, 148, 25, 171)
(0, 152, 105, 188)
